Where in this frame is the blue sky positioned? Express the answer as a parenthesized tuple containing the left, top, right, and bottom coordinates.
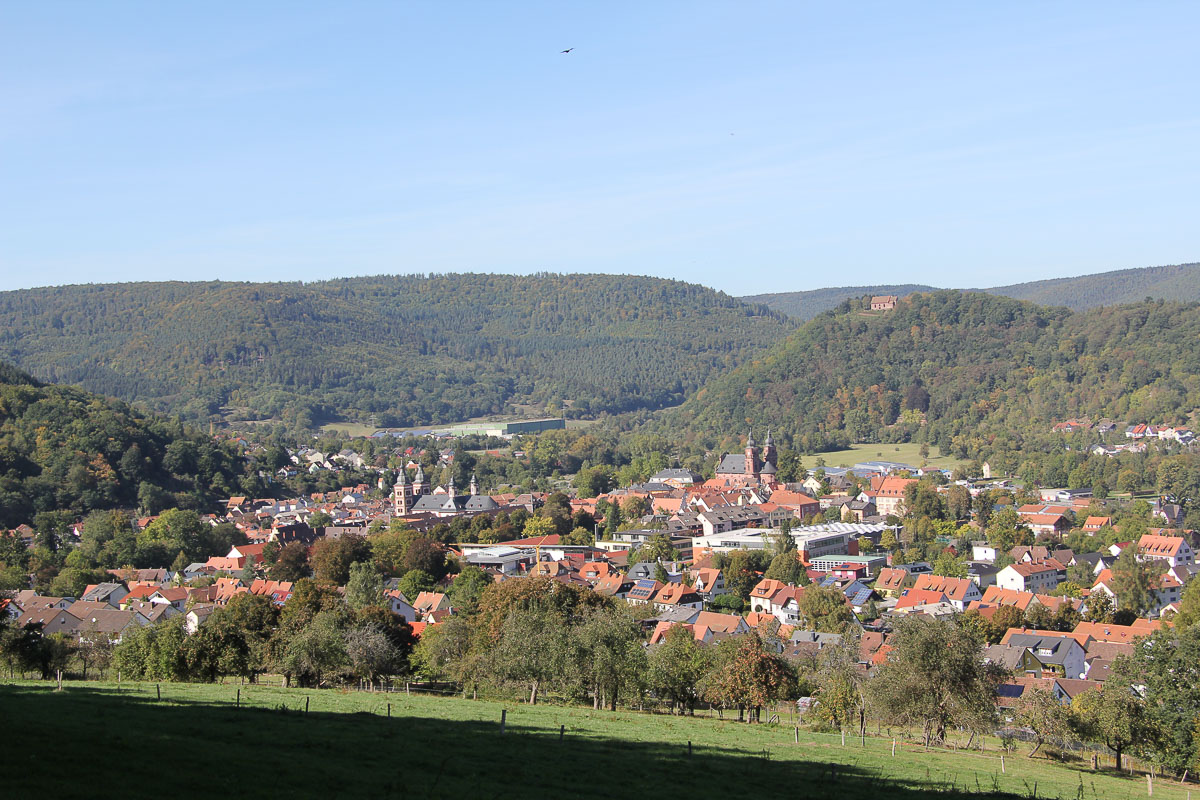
(2, 2, 1198, 295)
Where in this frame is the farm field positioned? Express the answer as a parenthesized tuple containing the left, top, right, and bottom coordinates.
(0, 680, 1183, 800)
(812, 442, 969, 472)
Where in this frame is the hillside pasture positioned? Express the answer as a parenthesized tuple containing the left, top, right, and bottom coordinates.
(0, 680, 1184, 800)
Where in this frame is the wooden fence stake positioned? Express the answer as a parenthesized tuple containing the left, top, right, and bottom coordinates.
(156, 684, 160, 701)
(387, 703, 391, 718)
(56, 669, 62, 691)
(236, 688, 240, 708)
(841, 729, 845, 747)
(688, 741, 692, 758)
(559, 725, 565, 742)
(305, 696, 309, 714)
(794, 726, 799, 743)
(1147, 774, 1153, 796)
(892, 739, 897, 757)
(500, 709, 506, 735)
(1000, 755, 1005, 773)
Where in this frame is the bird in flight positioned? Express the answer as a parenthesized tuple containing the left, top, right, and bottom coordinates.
(560, 48, 574, 53)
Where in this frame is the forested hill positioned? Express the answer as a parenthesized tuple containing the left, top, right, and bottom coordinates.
(740, 284, 936, 321)
(0, 274, 793, 428)
(668, 291, 1200, 461)
(980, 262, 1200, 309)
(745, 261, 1200, 319)
(0, 362, 246, 528)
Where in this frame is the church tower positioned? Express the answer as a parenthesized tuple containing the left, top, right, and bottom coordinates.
(469, 473, 478, 496)
(763, 428, 777, 470)
(392, 468, 413, 515)
(744, 429, 759, 479)
(412, 465, 427, 499)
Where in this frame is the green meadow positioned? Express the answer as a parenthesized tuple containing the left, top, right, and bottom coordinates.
(812, 442, 969, 472)
(0, 680, 1186, 800)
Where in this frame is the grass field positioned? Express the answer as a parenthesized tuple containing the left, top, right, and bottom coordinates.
(813, 442, 968, 472)
(0, 680, 1185, 800)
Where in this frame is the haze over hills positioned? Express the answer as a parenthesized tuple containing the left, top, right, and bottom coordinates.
(0, 274, 792, 428)
(668, 290, 1200, 471)
(743, 262, 1200, 319)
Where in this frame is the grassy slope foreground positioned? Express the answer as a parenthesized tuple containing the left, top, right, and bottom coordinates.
(0, 274, 792, 427)
(0, 681, 1183, 800)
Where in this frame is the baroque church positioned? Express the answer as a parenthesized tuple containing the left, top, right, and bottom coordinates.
(714, 429, 778, 488)
(392, 466, 498, 517)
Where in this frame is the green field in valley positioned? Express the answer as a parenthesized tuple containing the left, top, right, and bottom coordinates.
(812, 442, 969, 472)
(0, 680, 1185, 800)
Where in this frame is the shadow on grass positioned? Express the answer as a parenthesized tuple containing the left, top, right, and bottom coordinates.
(0, 684, 1030, 800)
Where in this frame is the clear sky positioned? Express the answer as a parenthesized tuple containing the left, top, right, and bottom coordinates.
(2, 2, 1198, 296)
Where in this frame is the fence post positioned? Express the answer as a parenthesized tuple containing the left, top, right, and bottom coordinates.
(56, 669, 62, 691)
(841, 729, 845, 747)
(892, 739, 897, 757)
(236, 688, 240, 708)
(1148, 774, 1153, 796)
(156, 684, 161, 701)
(559, 725, 564, 742)
(688, 741, 692, 758)
(500, 709, 507, 735)
(387, 703, 391, 718)
(1000, 755, 1005, 773)
(305, 696, 310, 714)
(794, 726, 799, 743)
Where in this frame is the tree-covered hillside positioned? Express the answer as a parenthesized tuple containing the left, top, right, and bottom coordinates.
(669, 291, 1200, 461)
(0, 362, 247, 527)
(744, 262, 1200, 319)
(0, 274, 792, 428)
(980, 262, 1200, 309)
(741, 284, 936, 321)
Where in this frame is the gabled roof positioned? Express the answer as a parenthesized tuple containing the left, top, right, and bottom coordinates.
(913, 574, 977, 601)
(875, 567, 907, 592)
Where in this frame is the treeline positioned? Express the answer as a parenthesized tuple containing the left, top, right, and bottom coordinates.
(667, 291, 1200, 464)
(0, 363, 254, 529)
(0, 274, 792, 428)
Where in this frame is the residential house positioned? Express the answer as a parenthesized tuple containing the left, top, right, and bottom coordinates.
(912, 574, 981, 611)
(1000, 632, 1087, 679)
(1136, 533, 1195, 567)
(653, 583, 704, 613)
(996, 560, 1065, 594)
(690, 567, 727, 600)
(874, 567, 909, 597)
(872, 477, 917, 517)
(626, 579, 664, 606)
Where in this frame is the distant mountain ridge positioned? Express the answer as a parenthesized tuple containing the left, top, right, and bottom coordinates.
(743, 262, 1200, 319)
(0, 273, 793, 428)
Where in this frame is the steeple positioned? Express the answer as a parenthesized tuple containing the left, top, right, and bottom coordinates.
(746, 427, 755, 447)
(392, 466, 413, 514)
(469, 473, 478, 496)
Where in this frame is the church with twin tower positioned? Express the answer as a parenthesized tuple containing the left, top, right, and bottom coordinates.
(714, 429, 778, 488)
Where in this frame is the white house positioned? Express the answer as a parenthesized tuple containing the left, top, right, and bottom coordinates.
(996, 561, 1065, 594)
